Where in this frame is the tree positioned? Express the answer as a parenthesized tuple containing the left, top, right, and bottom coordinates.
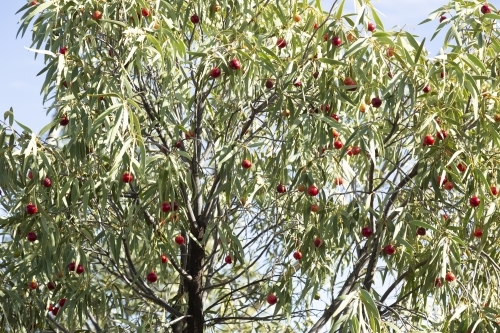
(2, 0, 500, 332)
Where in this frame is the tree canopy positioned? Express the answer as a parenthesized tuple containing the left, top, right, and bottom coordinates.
(2, 0, 500, 332)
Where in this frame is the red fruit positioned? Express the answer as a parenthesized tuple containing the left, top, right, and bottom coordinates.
(383, 244, 396, 255)
(146, 271, 158, 283)
(175, 140, 183, 149)
(266, 294, 278, 305)
(190, 14, 200, 24)
(439, 15, 447, 23)
(457, 163, 467, 173)
(443, 214, 448, 220)
(313, 22, 319, 29)
(371, 97, 382, 108)
(229, 58, 241, 70)
(93, 10, 102, 20)
(59, 47, 67, 55)
(297, 184, 306, 192)
(443, 181, 454, 191)
(331, 114, 339, 121)
(42, 177, 52, 188)
(28, 280, 37, 290)
(161, 254, 168, 264)
(437, 176, 447, 186)
(51, 307, 59, 316)
(68, 262, 76, 271)
(387, 72, 393, 78)
(276, 183, 287, 193)
(491, 186, 498, 196)
(445, 272, 455, 282)
(161, 202, 172, 212)
(440, 71, 446, 78)
(331, 36, 342, 46)
(27, 231, 37, 242)
(423, 85, 431, 93)
(121, 172, 134, 183)
(293, 251, 302, 260)
(58, 298, 66, 307)
(242, 159, 252, 169)
(141, 8, 151, 17)
(473, 227, 483, 238)
(60, 115, 69, 126)
(313, 237, 322, 248)
(335, 177, 343, 186)
(293, 80, 302, 87)
(173, 202, 179, 211)
(185, 130, 195, 139)
(320, 104, 330, 112)
(423, 134, 435, 146)
(435, 277, 442, 287)
(26, 203, 37, 215)
(76, 264, 85, 274)
(224, 255, 232, 264)
(210, 67, 221, 78)
(313, 71, 319, 79)
(310, 204, 320, 213)
(343, 77, 357, 91)
(323, 33, 329, 41)
(276, 38, 287, 49)
(333, 140, 343, 150)
(347, 147, 353, 156)
(307, 185, 319, 196)
(470, 196, 480, 207)
(30, 1, 38, 5)
(47, 282, 56, 290)
(481, 4, 491, 14)
(367, 22, 375, 32)
(437, 130, 448, 140)
(265, 79, 274, 89)
(28, 170, 33, 179)
(175, 235, 185, 245)
(361, 226, 373, 238)
(351, 146, 361, 155)
(416, 227, 426, 236)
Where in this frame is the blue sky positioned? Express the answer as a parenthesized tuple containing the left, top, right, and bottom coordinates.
(0, 0, 451, 131)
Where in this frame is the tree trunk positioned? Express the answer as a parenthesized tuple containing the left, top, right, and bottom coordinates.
(186, 228, 205, 333)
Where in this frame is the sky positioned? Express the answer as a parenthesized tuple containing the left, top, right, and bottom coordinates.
(0, 0, 455, 132)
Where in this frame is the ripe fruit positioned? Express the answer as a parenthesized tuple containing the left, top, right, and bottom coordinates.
(293, 251, 302, 260)
(28, 280, 37, 290)
(267, 294, 278, 305)
(320, 104, 330, 112)
(190, 14, 200, 24)
(60, 115, 69, 126)
(93, 10, 102, 20)
(175, 235, 185, 245)
(210, 67, 221, 78)
(331, 36, 342, 46)
(293, 14, 301, 22)
(491, 186, 498, 196)
(313, 22, 319, 29)
(225, 255, 232, 264)
(457, 163, 467, 173)
(313, 71, 319, 79)
(423, 134, 435, 146)
(335, 177, 343, 186)
(437, 176, 447, 186)
(470, 196, 480, 207)
(383, 244, 396, 255)
(59, 47, 67, 55)
(47, 282, 56, 290)
(141, 8, 151, 17)
(439, 15, 447, 23)
(307, 185, 319, 196)
(351, 146, 361, 155)
(76, 264, 85, 274)
(293, 80, 302, 87)
(443, 181, 454, 191)
(58, 298, 66, 307)
(423, 85, 431, 93)
(276, 38, 287, 49)
(146, 270, 158, 283)
(242, 159, 252, 169)
(161, 202, 172, 213)
(175, 140, 183, 149)
(121, 172, 134, 183)
(161, 254, 168, 263)
(297, 184, 306, 192)
(68, 262, 76, 271)
(28, 170, 33, 180)
(313, 237, 322, 248)
(310, 204, 320, 213)
(26, 203, 37, 215)
(481, 4, 491, 14)
(229, 58, 241, 70)
(27, 231, 37, 242)
(435, 277, 442, 287)
(445, 272, 455, 282)
(30, 1, 38, 5)
(276, 183, 286, 193)
(367, 22, 375, 32)
(333, 140, 343, 150)
(265, 79, 274, 89)
(437, 130, 448, 140)
(42, 177, 52, 188)
(494, 114, 500, 122)
(331, 114, 339, 122)
(343, 77, 357, 91)
(361, 226, 373, 238)
(473, 227, 483, 238)
(51, 307, 59, 316)
(440, 71, 446, 78)
(416, 227, 426, 236)
(371, 97, 382, 108)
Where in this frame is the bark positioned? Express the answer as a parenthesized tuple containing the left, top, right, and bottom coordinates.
(185, 228, 205, 333)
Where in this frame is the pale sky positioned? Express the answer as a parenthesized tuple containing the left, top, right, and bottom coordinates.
(0, 0, 451, 131)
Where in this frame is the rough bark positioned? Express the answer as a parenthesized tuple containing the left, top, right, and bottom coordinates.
(185, 228, 205, 333)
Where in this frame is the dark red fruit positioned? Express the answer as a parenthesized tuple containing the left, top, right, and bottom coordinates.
(331, 36, 342, 46)
(161, 202, 172, 212)
(276, 38, 287, 49)
(42, 177, 52, 188)
(314, 237, 322, 248)
(361, 226, 373, 238)
(27, 231, 37, 242)
(383, 244, 396, 255)
(225, 255, 232, 264)
(60, 115, 69, 126)
(439, 15, 446, 23)
(470, 196, 480, 207)
(416, 227, 426, 236)
(121, 172, 134, 183)
(26, 203, 37, 215)
(371, 97, 382, 108)
(47, 282, 56, 290)
(68, 262, 76, 271)
(276, 183, 286, 193)
(58, 298, 66, 307)
(242, 159, 252, 169)
(293, 251, 302, 260)
(367, 22, 375, 32)
(265, 79, 274, 89)
(190, 14, 200, 24)
(229, 58, 241, 70)
(210, 67, 221, 78)
(267, 294, 278, 305)
(175, 235, 185, 245)
(307, 185, 319, 196)
(146, 271, 158, 283)
(76, 264, 85, 274)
